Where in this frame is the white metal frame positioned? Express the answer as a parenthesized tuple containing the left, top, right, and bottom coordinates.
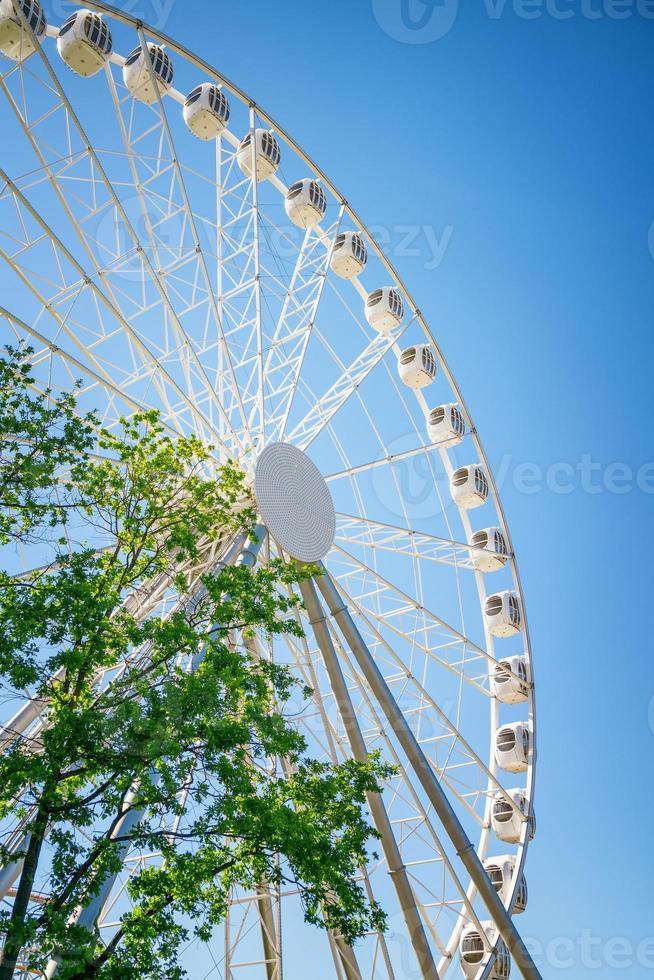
(0, 3, 538, 977)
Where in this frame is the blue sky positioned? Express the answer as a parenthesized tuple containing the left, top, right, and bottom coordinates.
(164, 1, 653, 974)
(10, 0, 654, 974)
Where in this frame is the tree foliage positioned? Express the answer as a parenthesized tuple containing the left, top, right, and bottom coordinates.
(0, 349, 390, 979)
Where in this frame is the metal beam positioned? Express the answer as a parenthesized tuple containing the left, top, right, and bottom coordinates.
(299, 575, 438, 980)
(314, 567, 542, 980)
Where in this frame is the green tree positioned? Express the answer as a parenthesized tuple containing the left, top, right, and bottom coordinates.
(0, 348, 389, 979)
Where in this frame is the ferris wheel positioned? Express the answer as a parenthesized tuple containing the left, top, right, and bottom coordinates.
(0, 2, 540, 978)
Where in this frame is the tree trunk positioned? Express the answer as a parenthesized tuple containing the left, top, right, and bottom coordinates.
(0, 804, 49, 980)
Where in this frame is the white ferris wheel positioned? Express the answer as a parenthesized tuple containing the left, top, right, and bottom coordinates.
(0, 2, 540, 978)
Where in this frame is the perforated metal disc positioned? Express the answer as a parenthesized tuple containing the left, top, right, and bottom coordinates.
(254, 443, 336, 562)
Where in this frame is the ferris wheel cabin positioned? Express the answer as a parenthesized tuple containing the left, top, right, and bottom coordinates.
(492, 656, 529, 704)
(484, 590, 522, 638)
(495, 721, 531, 773)
(469, 526, 508, 572)
(237, 128, 281, 180)
(491, 788, 536, 845)
(285, 178, 327, 228)
(365, 286, 404, 334)
(0, 0, 45, 62)
(57, 10, 112, 77)
(427, 402, 465, 448)
(123, 42, 173, 105)
(483, 854, 528, 915)
(398, 344, 437, 389)
(330, 231, 368, 279)
(459, 922, 511, 980)
(183, 83, 230, 139)
(450, 464, 489, 510)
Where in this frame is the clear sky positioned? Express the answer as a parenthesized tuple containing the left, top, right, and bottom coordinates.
(151, 1, 652, 975)
(29, 0, 654, 975)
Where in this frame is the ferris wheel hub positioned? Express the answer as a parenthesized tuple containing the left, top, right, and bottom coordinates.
(254, 442, 335, 562)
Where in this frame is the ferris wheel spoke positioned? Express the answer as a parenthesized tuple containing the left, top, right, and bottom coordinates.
(285, 310, 414, 451)
(321, 650, 489, 952)
(132, 26, 256, 452)
(212, 135, 282, 450)
(316, 595, 495, 829)
(333, 582, 488, 697)
(100, 63, 249, 452)
(334, 514, 478, 571)
(0, 306, 179, 432)
(244, 104, 265, 446)
(320, 585, 524, 824)
(324, 441, 447, 483)
(293, 579, 494, 956)
(259, 210, 344, 445)
(247, 633, 392, 980)
(0, 67, 240, 451)
(274, 561, 483, 962)
(0, 234, 170, 431)
(328, 544, 498, 681)
(0, 200, 221, 446)
(329, 539, 526, 690)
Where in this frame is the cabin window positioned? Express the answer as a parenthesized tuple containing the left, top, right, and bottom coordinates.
(508, 594, 521, 626)
(422, 348, 435, 375)
(125, 46, 142, 66)
(21, 0, 44, 33)
(451, 405, 465, 434)
(486, 595, 503, 617)
(471, 530, 488, 550)
(287, 181, 304, 200)
(59, 14, 76, 36)
(210, 87, 229, 120)
(493, 798, 513, 823)
(497, 728, 516, 752)
(185, 85, 203, 106)
(461, 933, 484, 965)
(389, 289, 403, 318)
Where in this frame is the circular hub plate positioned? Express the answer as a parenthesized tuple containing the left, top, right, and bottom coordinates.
(254, 443, 336, 562)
